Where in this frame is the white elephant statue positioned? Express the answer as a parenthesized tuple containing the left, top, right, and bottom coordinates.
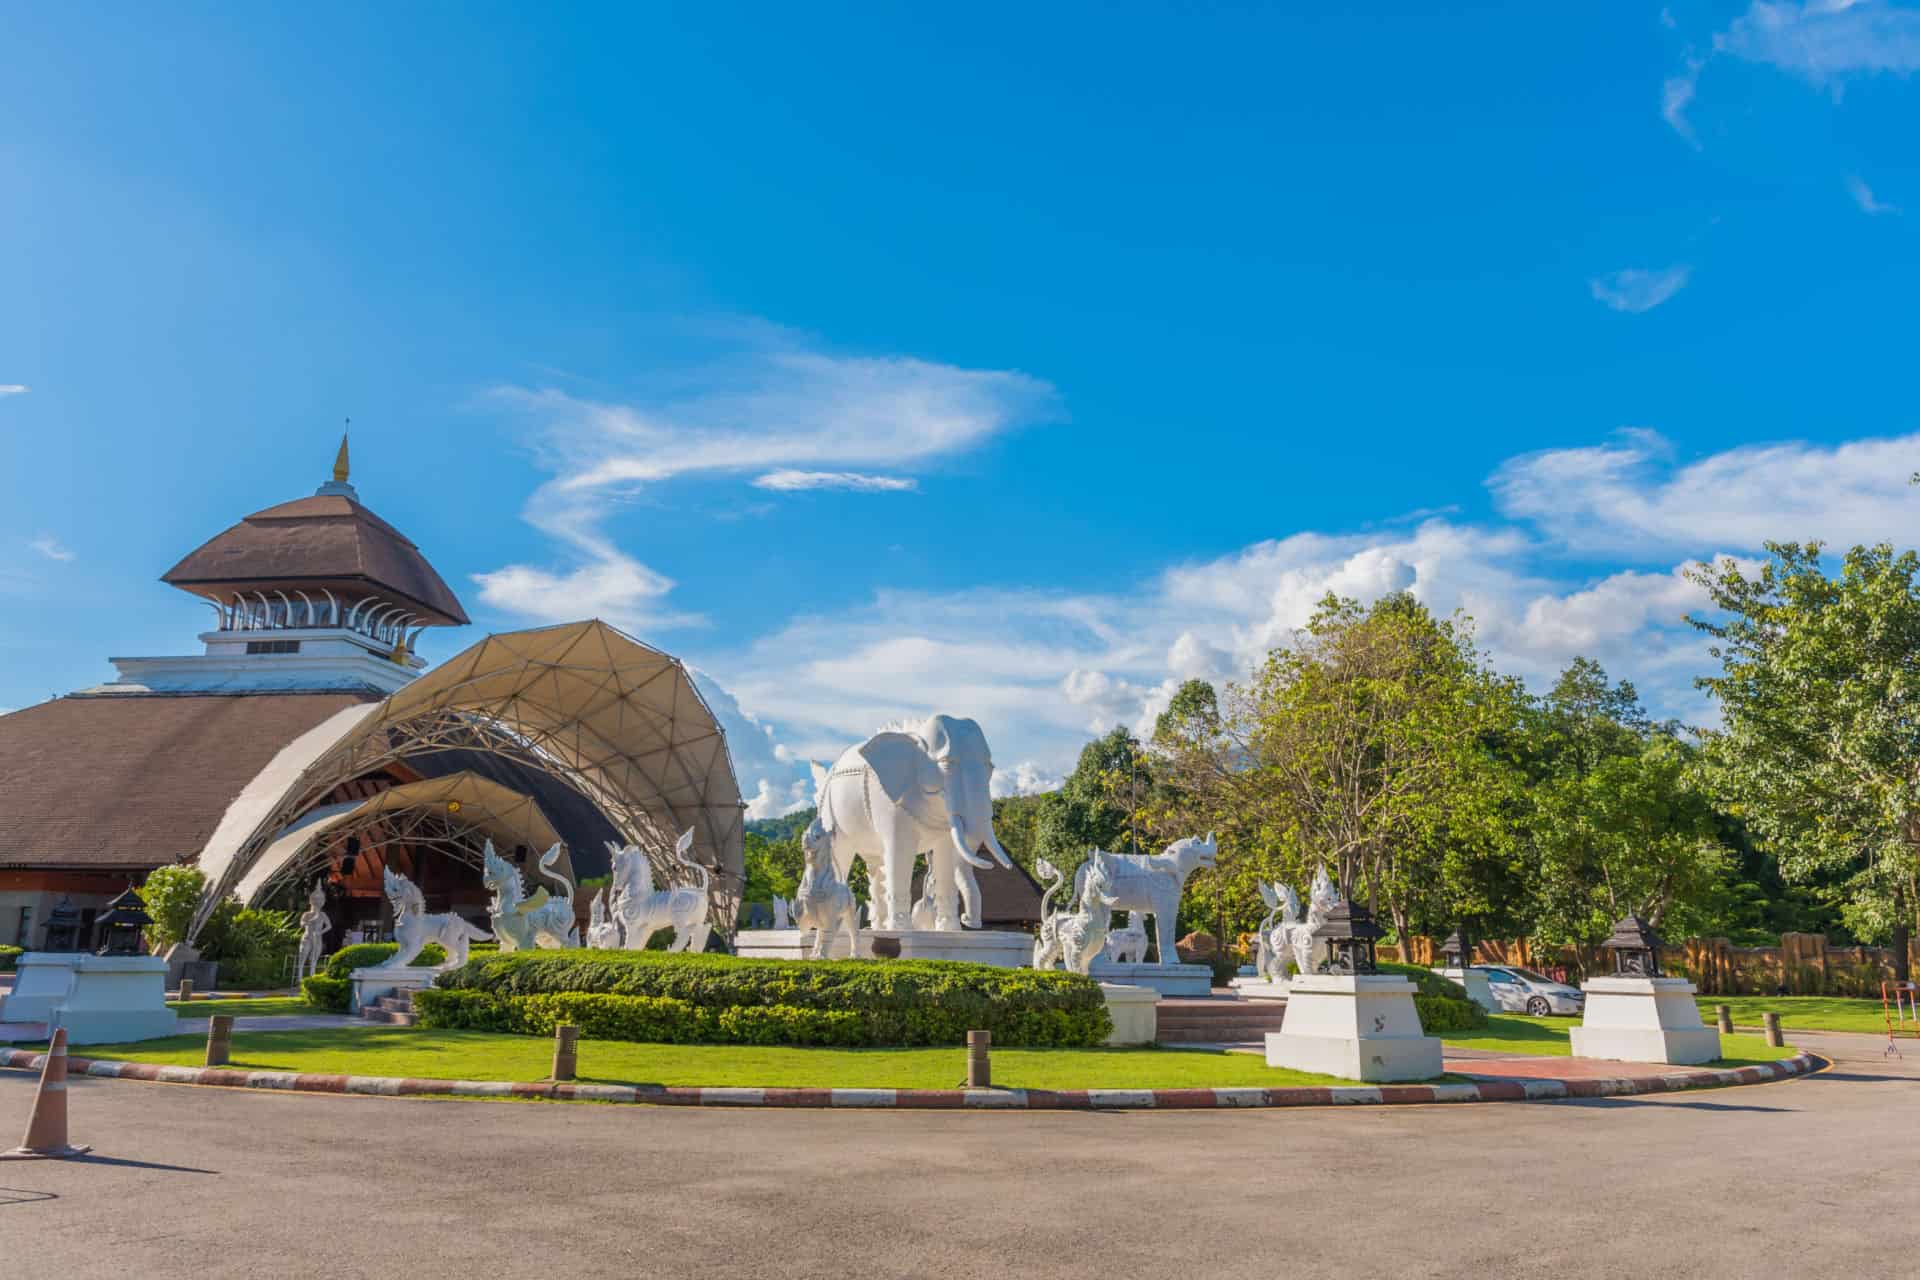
(812, 714, 1015, 931)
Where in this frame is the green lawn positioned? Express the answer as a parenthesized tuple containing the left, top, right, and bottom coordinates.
(165, 997, 317, 1018)
(1441, 1014, 1794, 1066)
(65, 1027, 1364, 1090)
(1693, 995, 1912, 1036)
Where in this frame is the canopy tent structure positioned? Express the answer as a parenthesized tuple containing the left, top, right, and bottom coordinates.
(232, 771, 571, 906)
(191, 620, 746, 941)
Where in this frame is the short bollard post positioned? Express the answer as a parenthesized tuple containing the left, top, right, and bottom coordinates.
(966, 1029, 991, 1089)
(177, 978, 194, 1003)
(205, 1014, 234, 1067)
(552, 1024, 579, 1082)
(1716, 1004, 1733, 1034)
(1763, 1011, 1784, 1047)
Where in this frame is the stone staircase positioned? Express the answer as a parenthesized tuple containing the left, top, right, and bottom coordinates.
(1154, 995, 1288, 1044)
(361, 990, 419, 1026)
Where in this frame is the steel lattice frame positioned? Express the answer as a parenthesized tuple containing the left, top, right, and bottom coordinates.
(190, 621, 746, 943)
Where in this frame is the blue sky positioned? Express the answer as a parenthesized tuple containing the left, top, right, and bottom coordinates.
(4, 3, 1919, 815)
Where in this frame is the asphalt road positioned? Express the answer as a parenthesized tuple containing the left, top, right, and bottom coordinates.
(2, 1031, 1914, 1280)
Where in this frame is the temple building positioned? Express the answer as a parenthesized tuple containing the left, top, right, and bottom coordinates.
(0, 441, 745, 955)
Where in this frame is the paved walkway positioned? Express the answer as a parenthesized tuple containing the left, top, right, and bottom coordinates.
(2, 1030, 1914, 1278)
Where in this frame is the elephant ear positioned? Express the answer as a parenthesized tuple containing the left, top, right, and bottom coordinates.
(858, 731, 945, 829)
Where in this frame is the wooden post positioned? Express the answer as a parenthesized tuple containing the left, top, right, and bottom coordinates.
(552, 1024, 579, 1082)
(1763, 1011, 1784, 1047)
(1715, 1004, 1733, 1034)
(205, 1013, 233, 1067)
(177, 978, 194, 1003)
(966, 1030, 991, 1089)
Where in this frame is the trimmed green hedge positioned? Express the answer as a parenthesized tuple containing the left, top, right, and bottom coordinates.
(431, 950, 1110, 1048)
(323, 941, 446, 978)
(414, 989, 871, 1047)
(0, 945, 21, 973)
(1374, 961, 1487, 1032)
(301, 974, 351, 1012)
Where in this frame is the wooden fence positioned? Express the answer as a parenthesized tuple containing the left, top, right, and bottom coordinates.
(1379, 932, 1919, 996)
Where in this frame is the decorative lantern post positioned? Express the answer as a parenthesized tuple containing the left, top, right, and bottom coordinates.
(1434, 924, 1495, 1012)
(1600, 915, 1662, 978)
(40, 898, 83, 952)
(1311, 900, 1382, 976)
(94, 888, 154, 957)
(1438, 928, 1467, 972)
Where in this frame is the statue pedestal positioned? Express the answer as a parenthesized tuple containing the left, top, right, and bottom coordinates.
(1100, 983, 1160, 1046)
(1569, 976, 1721, 1065)
(1227, 976, 1291, 1001)
(53, 955, 180, 1045)
(1264, 974, 1443, 1082)
(349, 965, 445, 1013)
(731, 929, 1033, 968)
(1087, 961, 1215, 997)
(1435, 966, 1498, 1013)
(0, 953, 80, 1024)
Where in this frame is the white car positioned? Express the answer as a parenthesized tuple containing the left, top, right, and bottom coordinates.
(1474, 965, 1585, 1016)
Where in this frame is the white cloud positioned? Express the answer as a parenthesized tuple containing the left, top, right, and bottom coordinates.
(751, 470, 919, 493)
(1717, 1, 1920, 84)
(0, 385, 27, 397)
(28, 535, 74, 562)
(1662, 59, 1703, 146)
(1489, 428, 1920, 555)
(477, 332, 1054, 631)
(744, 776, 811, 821)
(1847, 174, 1899, 214)
(1589, 266, 1692, 313)
(992, 761, 1064, 798)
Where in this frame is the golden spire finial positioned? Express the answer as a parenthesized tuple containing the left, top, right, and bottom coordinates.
(332, 421, 350, 484)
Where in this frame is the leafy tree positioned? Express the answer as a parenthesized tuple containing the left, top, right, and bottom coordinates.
(1033, 727, 1150, 871)
(138, 865, 207, 951)
(1690, 542, 1920, 978)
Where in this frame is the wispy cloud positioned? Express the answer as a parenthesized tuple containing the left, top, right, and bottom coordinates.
(0, 385, 27, 397)
(1662, 58, 1703, 146)
(751, 470, 919, 493)
(1717, 0, 1920, 85)
(1589, 265, 1692, 313)
(475, 327, 1055, 632)
(28, 535, 74, 562)
(1846, 174, 1899, 214)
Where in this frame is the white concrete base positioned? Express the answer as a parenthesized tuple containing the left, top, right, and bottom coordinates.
(1263, 974, 1444, 1082)
(0, 953, 79, 1024)
(349, 965, 444, 1013)
(1086, 961, 1215, 996)
(1100, 983, 1161, 1046)
(52, 955, 180, 1045)
(731, 929, 1034, 968)
(1436, 966, 1497, 1013)
(1570, 976, 1721, 1065)
(1226, 977, 1291, 1001)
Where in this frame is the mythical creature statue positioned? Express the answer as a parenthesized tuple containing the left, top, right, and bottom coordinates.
(586, 887, 622, 949)
(793, 817, 860, 960)
(1032, 851, 1122, 974)
(1290, 866, 1342, 977)
(296, 879, 331, 980)
(1068, 834, 1218, 966)
(772, 895, 792, 930)
(811, 714, 1016, 931)
(372, 867, 490, 970)
(1103, 920, 1149, 965)
(481, 842, 579, 951)
(1255, 881, 1309, 981)
(606, 829, 714, 953)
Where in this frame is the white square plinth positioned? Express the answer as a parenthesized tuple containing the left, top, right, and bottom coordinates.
(1435, 967, 1498, 1013)
(55, 954, 180, 1044)
(1086, 961, 1215, 996)
(1263, 974, 1444, 1082)
(350, 965, 446, 1012)
(1, 953, 80, 1024)
(1100, 983, 1161, 1046)
(1569, 976, 1721, 1065)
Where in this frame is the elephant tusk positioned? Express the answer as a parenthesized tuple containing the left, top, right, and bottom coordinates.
(950, 822, 993, 871)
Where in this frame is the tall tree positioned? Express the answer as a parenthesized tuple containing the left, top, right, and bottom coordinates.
(1690, 542, 1920, 978)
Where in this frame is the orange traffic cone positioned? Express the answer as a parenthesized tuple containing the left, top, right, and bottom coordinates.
(1, 1027, 91, 1160)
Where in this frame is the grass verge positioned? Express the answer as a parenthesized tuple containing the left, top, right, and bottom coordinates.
(1440, 1014, 1793, 1065)
(164, 997, 319, 1018)
(1691, 995, 1910, 1037)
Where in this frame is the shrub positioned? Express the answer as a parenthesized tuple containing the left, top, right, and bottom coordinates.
(1377, 961, 1471, 1001)
(323, 941, 446, 979)
(0, 945, 22, 973)
(416, 988, 920, 1048)
(302, 974, 352, 1012)
(137, 866, 207, 951)
(209, 908, 300, 988)
(1413, 993, 1489, 1033)
(432, 949, 1110, 1047)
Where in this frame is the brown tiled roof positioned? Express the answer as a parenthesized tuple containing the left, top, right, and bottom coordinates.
(161, 494, 470, 625)
(0, 691, 380, 871)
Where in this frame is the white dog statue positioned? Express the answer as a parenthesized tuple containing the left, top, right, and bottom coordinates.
(606, 829, 714, 953)
(1070, 833, 1217, 966)
(1103, 920, 1149, 965)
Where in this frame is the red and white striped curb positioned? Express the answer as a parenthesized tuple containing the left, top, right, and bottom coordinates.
(0, 1048, 1820, 1110)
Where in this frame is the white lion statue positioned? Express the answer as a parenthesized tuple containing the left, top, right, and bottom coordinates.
(1103, 920, 1149, 965)
(481, 842, 579, 951)
(586, 887, 622, 950)
(1032, 852, 1122, 975)
(373, 867, 490, 971)
(606, 829, 714, 953)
